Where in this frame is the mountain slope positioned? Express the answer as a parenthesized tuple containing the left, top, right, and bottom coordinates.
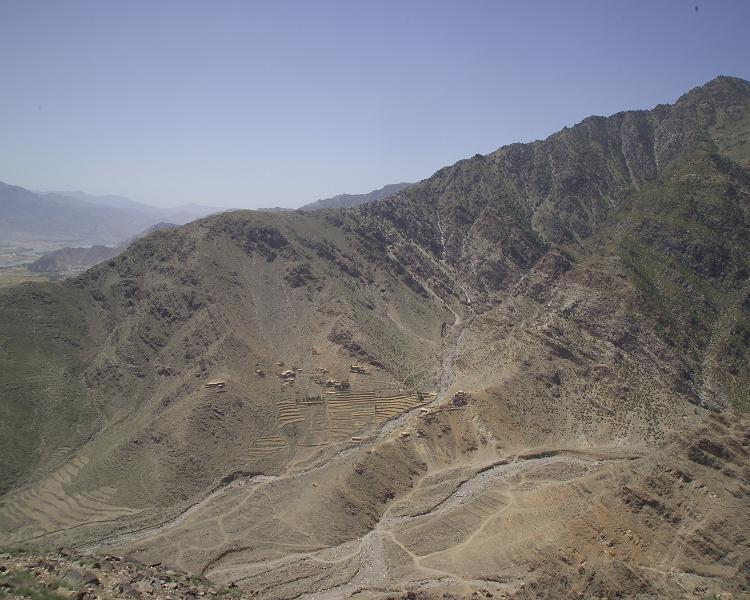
(299, 182, 412, 210)
(0, 76, 749, 598)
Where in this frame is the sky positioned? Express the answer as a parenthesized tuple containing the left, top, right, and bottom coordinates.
(1, 1, 749, 209)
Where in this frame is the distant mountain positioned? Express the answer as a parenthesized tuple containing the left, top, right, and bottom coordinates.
(158, 203, 231, 225)
(0, 182, 152, 242)
(28, 245, 119, 274)
(28, 222, 178, 275)
(120, 221, 177, 246)
(0, 183, 223, 243)
(299, 182, 411, 210)
(47, 191, 228, 225)
(42, 190, 160, 213)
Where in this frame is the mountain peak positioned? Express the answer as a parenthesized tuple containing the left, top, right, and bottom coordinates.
(675, 74, 750, 106)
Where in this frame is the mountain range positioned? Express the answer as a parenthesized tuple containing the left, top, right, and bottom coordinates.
(0, 184, 224, 243)
(299, 182, 412, 211)
(0, 76, 749, 599)
(2, 181, 411, 248)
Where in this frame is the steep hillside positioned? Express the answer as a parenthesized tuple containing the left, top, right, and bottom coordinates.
(1, 76, 749, 599)
(299, 182, 412, 211)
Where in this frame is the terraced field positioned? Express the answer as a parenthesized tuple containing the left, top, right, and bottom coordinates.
(0, 455, 141, 545)
(248, 435, 289, 459)
(270, 386, 435, 448)
(324, 388, 433, 439)
(0, 385, 433, 546)
(276, 400, 305, 427)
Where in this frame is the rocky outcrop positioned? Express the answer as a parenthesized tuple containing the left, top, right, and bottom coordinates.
(0, 550, 250, 599)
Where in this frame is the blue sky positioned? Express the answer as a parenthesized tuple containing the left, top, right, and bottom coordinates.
(1, 0, 748, 208)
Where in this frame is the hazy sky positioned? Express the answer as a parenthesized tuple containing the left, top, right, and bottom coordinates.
(1, 1, 749, 208)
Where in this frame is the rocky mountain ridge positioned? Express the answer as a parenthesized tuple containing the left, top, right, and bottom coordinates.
(299, 182, 412, 211)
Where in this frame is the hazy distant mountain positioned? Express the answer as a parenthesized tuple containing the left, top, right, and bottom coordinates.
(0, 183, 224, 242)
(0, 182, 154, 242)
(47, 191, 227, 224)
(299, 182, 411, 210)
(43, 190, 159, 213)
(160, 203, 230, 224)
(120, 221, 177, 246)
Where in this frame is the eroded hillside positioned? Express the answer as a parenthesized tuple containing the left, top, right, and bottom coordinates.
(1, 76, 749, 599)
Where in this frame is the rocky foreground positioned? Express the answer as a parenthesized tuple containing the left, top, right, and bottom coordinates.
(0, 549, 506, 600)
(0, 550, 251, 600)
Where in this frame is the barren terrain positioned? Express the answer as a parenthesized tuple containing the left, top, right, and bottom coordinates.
(1, 76, 749, 599)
